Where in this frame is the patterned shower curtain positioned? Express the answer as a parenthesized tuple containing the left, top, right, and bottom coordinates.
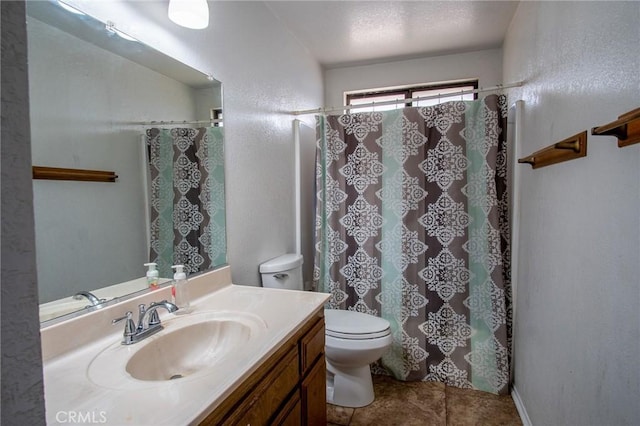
(313, 95, 512, 395)
(146, 127, 226, 278)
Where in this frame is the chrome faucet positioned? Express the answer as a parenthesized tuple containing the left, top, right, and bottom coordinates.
(73, 291, 106, 308)
(137, 300, 179, 330)
(112, 300, 178, 345)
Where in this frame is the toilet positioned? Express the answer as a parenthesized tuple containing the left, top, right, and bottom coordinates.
(260, 253, 393, 408)
(323, 309, 392, 407)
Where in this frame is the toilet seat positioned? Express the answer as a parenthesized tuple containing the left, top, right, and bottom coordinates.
(325, 309, 391, 340)
(326, 329, 390, 339)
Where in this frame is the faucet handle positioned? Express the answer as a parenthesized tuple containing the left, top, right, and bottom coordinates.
(149, 309, 161, 327)
(112, 311, 136, 337)
(136, 304, 146, 331)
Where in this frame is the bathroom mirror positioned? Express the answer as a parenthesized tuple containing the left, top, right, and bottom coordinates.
(27, 1, 226, 324)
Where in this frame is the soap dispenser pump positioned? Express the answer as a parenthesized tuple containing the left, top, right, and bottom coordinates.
(171, 264, 191, 314)
(144, 262, 159, 289)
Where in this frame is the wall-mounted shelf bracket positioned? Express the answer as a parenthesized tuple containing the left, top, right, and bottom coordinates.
(33, 166, 118, 182)
(591, 107, 640, 147)
(518, 131, 587, 169)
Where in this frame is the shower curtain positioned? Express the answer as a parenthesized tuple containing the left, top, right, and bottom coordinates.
(146, 127, 226, 278)
(313, 94, 512, 394)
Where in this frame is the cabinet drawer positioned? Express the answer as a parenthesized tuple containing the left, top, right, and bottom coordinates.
(228, 347, 299, 426)
(299, 319, 324, 374)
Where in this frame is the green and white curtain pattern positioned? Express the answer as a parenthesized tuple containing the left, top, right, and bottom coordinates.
(146, 127, 226, 278)
(313, 95, 512, 395)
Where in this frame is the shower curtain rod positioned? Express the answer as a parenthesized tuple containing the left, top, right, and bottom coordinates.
(136, 118, 223, 126)
(291, 81, 525, 116)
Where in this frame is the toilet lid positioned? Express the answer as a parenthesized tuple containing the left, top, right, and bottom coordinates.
(325, 309, 391, 339)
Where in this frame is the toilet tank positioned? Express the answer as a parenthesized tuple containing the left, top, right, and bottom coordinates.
(259, 253, 303, 291)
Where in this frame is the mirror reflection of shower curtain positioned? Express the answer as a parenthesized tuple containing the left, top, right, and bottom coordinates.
(146, 127, 226, 277)
(314, 95, 512, 395)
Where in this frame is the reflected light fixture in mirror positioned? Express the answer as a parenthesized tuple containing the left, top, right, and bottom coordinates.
(168, 0, 209, 29)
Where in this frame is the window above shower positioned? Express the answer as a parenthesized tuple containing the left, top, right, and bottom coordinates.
(345, 80, 478, 112)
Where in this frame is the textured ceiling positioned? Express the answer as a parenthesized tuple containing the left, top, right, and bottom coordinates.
(264, 1, 519, 68)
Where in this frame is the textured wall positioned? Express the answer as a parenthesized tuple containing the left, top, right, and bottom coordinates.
(324, 48, 503, 108)
(58, 0, 323, 287)
(1, 1, 47, 425)
(207, 2, 323, 285)
(503, 2, 640, 424)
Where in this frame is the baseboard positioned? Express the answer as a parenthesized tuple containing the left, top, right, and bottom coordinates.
(511, 385, 532, 426)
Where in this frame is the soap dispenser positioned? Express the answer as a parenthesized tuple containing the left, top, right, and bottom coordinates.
(144, 262, 159, 289)
(171, 264, 191, 314)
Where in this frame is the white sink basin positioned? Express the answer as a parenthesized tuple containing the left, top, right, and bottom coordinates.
(126, 319, 252, 381)
(87, 311, 267, 389)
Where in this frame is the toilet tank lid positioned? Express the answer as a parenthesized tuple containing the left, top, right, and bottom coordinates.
(259, 253, 303, 273)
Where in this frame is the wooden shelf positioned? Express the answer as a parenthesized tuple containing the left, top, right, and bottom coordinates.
(591, 107, 640, 148)
(33, 166, 118, 182)
(518, 131, 587, 169)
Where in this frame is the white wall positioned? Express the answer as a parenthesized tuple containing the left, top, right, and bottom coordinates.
(503, 2, 640, 425)
(324, 48, 503, 108)
(28, 17, 199, 302)
(52, 0, 324, 287)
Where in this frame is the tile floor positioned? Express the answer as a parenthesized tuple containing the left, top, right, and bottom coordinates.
(327, 375, 522, 426)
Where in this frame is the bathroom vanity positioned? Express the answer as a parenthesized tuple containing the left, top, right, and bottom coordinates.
(40, 266, 329, 425)
(200, 309, 326, 425)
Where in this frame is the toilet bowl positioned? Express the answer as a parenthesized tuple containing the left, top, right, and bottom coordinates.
(324, 309, 392, 408)
(259, 256, 392, 408)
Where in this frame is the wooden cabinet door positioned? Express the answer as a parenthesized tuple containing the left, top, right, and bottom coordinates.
(226, 348, 299, 426)
(301, 354, 326, 426)
(271, 393, 301, 426)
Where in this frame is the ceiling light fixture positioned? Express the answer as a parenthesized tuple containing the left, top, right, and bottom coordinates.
(168, 0, 209, 30)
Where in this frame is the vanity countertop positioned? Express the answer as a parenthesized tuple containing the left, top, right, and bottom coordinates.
(42, 270, 329, 425)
